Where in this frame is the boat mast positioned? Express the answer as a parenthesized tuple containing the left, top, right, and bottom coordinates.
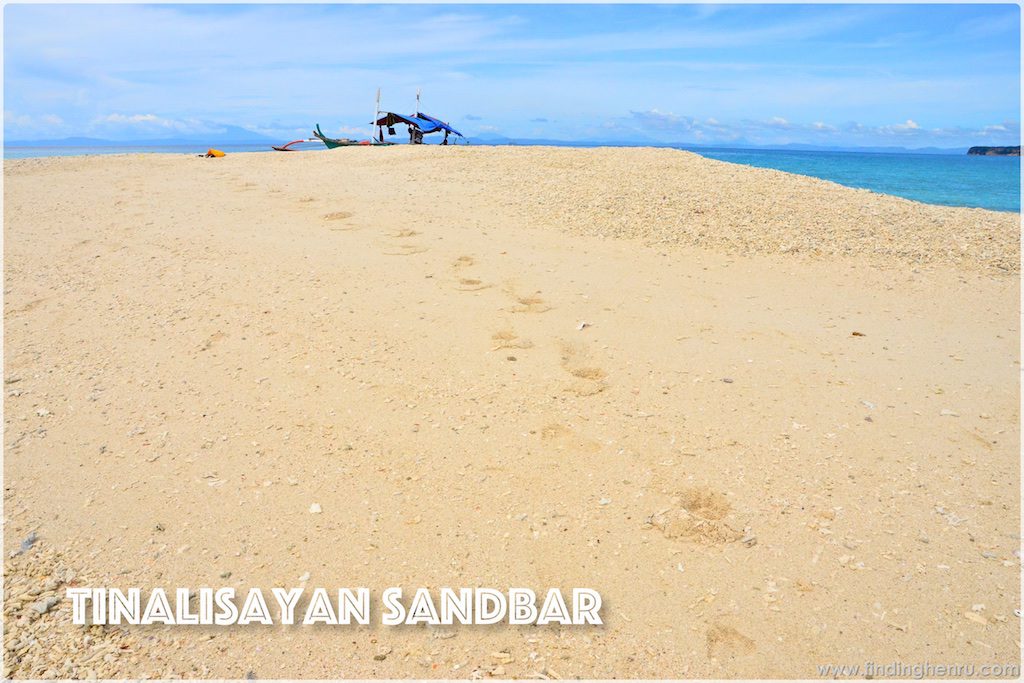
(373, 88, 381, 143)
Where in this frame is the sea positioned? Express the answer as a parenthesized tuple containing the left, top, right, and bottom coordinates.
(688, 147, 1020, 213)
(4, 142, 1019, 213)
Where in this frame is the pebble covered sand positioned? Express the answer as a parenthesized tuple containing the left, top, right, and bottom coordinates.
(532, 149, 1018, 272)
(375, 146, 1019, 272)
(3, 541, 212, 679)
(3, 147, 1020, 678)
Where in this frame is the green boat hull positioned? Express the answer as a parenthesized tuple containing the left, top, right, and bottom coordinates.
(314, 124, 395, 149)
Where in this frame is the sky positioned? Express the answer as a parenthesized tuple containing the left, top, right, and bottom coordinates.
(3, 3, 1021, 147)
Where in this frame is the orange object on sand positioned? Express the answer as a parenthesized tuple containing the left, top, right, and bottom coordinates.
(205, 149, 225, 158)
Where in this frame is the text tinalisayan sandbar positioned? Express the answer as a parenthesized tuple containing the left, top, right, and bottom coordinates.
(67, 587, 603, 626)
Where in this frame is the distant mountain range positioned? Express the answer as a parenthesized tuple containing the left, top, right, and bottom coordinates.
(465, 133, 973, 155)
(5, 128, 1007, 156)
(5, 125, 277, 147)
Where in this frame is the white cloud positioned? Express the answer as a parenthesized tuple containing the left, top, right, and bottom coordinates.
(890, 119, 920, 131)
(89, 113, 214, 135)
(316, 125, 372, 138)
(629, 109, 698, 132)
(100, 113, 161, 124)
(625, 109, 1020, 147)
(4, 110, 33, 127)
(4, 109, 68, 137)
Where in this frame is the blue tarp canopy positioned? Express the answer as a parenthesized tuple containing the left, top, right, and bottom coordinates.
(415, 112, 464, 138)
(374, 112, 423, 129)
(373, 111, 463, 138)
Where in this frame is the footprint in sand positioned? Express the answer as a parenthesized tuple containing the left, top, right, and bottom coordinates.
(507, 292, 552, 314)
(539, 423, 601, 453)
(491, 330, 533, 350)
(456, 278, 491, 291)
(706, 622, 756, 661)
(501, 281, 552, 313)
(449, 255, 491, 291)
(322, 211, 359, 231)
(377, 225, 429, 254)
(6, 298, 47, 317)
(298, 197, 316, 203)
(381, 243, 428, 256)
(646, 486, 743, 546)
(559, 342, 608, 396)
(198, 331, 227, 352)
(389, 228, 420, 238)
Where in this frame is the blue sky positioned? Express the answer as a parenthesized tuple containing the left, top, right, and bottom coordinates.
(3, 3, 1020, 147)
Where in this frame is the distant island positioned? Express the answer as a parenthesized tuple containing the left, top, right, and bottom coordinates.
(967, 146, 1020, 156)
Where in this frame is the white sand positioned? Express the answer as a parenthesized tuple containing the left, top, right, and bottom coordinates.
(3, 147, 1020, 678)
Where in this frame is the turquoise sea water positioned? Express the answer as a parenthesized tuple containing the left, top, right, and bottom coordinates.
(5, 143, 1019, 212)
(687, 147, 1020, 213)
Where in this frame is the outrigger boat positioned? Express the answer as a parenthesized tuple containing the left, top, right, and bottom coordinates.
(276, 89, 463, 151)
